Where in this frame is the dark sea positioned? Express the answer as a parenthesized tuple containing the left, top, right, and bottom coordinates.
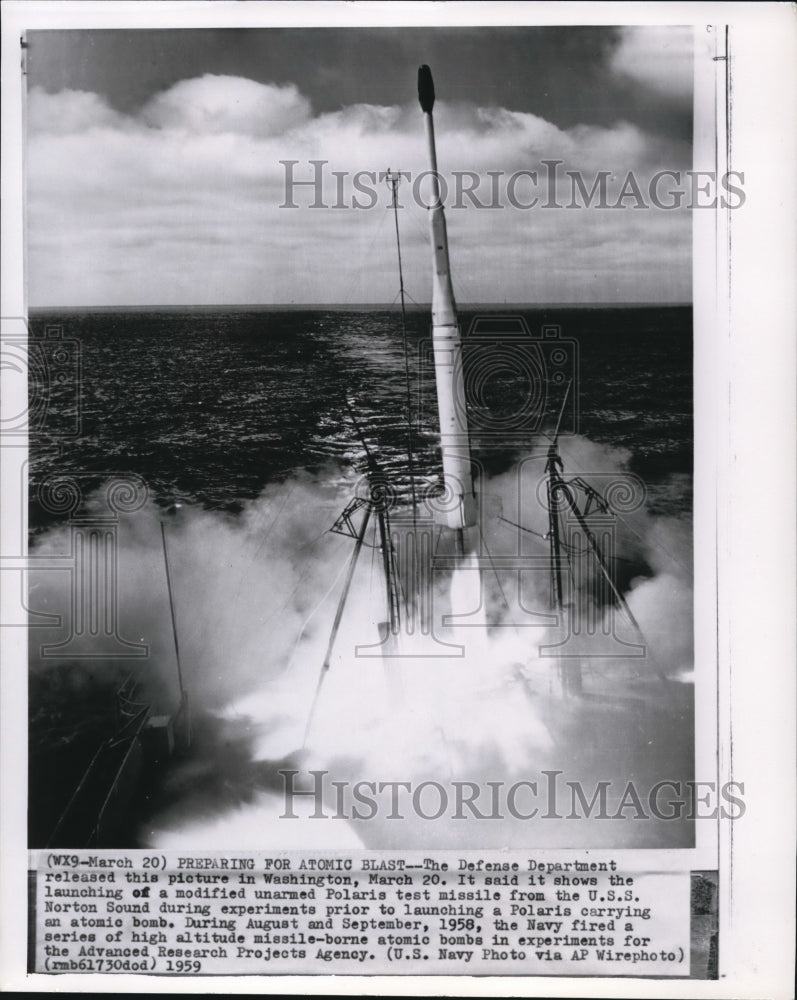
(28, 305, 692, 529)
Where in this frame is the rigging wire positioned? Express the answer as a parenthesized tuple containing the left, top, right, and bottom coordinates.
(304, 504, 372, 745)
(160, 521, 185, 700)
(229, 479, 299, 606)
(200, 512, 344, 658)
(338, 198, 391, 308)
(200, 480, 308, 652)
(536, 436, 690, 575)
(255, 533, 349, 640)
(497, 513, 637, 560)
(476, 524, 522, 636)
(557, 507, 579, 596)
(266, 542, 357, 682)
(369, 511, 378, 612)
(386, 169, 419, 527)
(550, 484, 669, 687)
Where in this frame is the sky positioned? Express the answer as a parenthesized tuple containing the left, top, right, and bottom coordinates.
(24, 26, 694, 307)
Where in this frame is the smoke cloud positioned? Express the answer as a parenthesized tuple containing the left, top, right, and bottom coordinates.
(29, 438, 694, 850)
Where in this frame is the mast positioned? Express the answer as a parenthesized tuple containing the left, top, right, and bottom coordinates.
(345, 400, 401, 637)
(546, 382, 571, 612)
(544, 384, 581, 695)
(545, 443, 582, 697)
(385, 168, 418, 527)
(417, 65, 476, 552)
(543, 383, 651, 692)
(304, 500, 372, 746)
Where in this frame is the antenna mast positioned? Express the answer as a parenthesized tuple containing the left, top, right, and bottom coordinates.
(386, 168, 418, 524)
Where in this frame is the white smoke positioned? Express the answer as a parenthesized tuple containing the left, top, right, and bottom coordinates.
(29, 440, 694, 849)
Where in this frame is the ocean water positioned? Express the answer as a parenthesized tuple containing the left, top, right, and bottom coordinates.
(27, 305, 694, 850)
(27, 305, 692, 527)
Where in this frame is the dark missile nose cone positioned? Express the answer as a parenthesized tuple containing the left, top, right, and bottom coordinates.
(418, 64, 435, 113)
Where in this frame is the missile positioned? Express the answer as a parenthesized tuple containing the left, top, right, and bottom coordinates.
(417, 65, 476, 534)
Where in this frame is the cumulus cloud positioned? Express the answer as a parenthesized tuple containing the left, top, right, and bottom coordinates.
(26, 75, 691, 306)
(27, 87, 128, 135)
(140, 74, 311, 136)
(610, 26, 694, 102)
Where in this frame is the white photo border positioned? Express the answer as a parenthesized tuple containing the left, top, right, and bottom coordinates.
(1, 2, 794, 997)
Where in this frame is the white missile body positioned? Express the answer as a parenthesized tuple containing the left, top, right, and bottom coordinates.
(418, 65, 477, 532)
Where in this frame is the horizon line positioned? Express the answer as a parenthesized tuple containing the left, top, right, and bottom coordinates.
(29, 301, 693, 312)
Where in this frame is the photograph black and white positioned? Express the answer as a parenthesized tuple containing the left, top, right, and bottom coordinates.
(24, 23, 699, 853)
